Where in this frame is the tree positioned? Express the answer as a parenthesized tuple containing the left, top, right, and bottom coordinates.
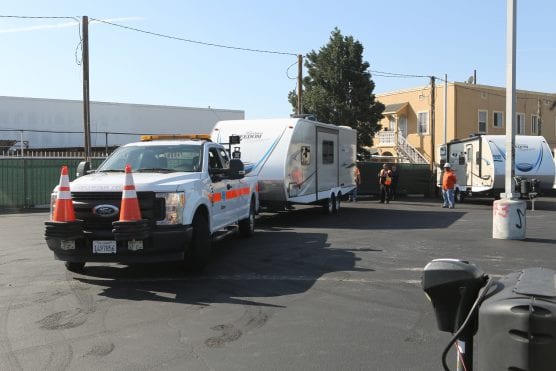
(289, 28, 384, 153)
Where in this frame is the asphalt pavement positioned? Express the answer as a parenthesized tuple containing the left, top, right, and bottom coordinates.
(1, 196, 555, 371)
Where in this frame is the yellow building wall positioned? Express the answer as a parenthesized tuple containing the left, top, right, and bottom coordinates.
(376, 83, 556, 163)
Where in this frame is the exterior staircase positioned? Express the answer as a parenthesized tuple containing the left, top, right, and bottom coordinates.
(395, 133, 430, 164)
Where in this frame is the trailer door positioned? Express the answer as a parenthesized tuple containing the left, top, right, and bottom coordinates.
(316, 127, 339, 200)
(466, 143, 474, 188)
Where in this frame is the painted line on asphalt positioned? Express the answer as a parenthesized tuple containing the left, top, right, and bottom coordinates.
(11, 274, 423, 288)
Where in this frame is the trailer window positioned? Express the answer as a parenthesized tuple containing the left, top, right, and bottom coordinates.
(322, 141, 334, 164)
(301, 146, 311, 166)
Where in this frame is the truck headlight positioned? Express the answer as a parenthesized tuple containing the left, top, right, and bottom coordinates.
(156, 192, 185, 225)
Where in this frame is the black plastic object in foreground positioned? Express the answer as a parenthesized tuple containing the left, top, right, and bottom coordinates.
(422, 259, 487, 334)
(478, 268, 556, 371)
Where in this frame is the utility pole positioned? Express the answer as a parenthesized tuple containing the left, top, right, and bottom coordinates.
(537, 97, 542, 136)
(430, 76, 436, 170)
(297, 54, 303, 115)
(443, 74, 448, 146)
(82, 15, 91, 161)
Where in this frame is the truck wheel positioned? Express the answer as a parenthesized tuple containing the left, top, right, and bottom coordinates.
(238, 198, 255, 237)
(65, 261, 85, 273)
(333, 193, 341, 214)
(185, 212, 212, 271)
(323, 195, 334, 215)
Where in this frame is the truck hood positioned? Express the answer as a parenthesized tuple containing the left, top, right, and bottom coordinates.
(68, 172, 201, 193)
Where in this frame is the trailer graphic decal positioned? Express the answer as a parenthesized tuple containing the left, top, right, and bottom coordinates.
(243, 131, 285, 175)
(488, 139, 544, 173)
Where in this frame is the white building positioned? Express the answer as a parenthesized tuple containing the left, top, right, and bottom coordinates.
(0, 96, 244, 150)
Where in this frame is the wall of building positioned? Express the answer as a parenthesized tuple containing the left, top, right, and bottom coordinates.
(376, 83, 456, 161)
(454, 84, 556, 148)
(377, 83, 556, 163)
(0, 96, 244, 149)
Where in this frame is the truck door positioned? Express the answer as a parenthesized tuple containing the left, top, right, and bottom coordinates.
(216, 147, 245, 221)
(316, 128, 339, 199)
(208, 146, 235, 231)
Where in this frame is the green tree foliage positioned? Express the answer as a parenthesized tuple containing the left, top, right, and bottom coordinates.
(289, 28, 384, 152)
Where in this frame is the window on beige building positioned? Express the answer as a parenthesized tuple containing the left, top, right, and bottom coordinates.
(417, 111, 429, 135)
(493, 111, 503, 128)
(478, 110, 488, 133)
(531, 115, 539, 135)
(388, 116, 395, 131)
(517, 113, 525, 134)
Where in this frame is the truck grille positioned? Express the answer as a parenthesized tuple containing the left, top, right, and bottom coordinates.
(71, 191, 164, 230)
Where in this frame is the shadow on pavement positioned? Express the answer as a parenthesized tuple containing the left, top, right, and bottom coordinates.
(75, 230, 373, 306)
(257, 206, 465, 230)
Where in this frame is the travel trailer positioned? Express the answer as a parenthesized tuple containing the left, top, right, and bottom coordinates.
(437, 135, 555, 200)
(211, 118, 357, 213)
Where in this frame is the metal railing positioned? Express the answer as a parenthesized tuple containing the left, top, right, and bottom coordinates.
(375, 131, 430, 164)
(0, 150, 108, 158)
(396, 133, 430, 164)
(376, 131, 396, 146)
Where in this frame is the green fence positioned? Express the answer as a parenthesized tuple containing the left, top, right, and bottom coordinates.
(0, 158, 434, 209)
(0, 158, 105, 210)
(357, 162, 433, 196)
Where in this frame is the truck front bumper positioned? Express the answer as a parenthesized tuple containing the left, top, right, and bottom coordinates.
(45, 224, 193, 264)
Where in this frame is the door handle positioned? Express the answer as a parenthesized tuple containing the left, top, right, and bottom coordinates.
(227, 184, 232, 190)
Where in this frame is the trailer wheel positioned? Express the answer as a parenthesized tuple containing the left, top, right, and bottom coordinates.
(238, 197, 255, 237)
(333, 193, 341, 214)
(184, 211, 212, 271)
(323, 195, 334, 215)
(65, 261, 85, 273)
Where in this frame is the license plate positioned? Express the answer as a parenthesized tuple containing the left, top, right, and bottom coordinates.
(93, 240, 117, 254)
(128, 240, 143, 251)
(60, 240, 75, 250)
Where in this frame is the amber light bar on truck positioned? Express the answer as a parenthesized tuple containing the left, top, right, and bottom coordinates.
(140, 134, 212, 141)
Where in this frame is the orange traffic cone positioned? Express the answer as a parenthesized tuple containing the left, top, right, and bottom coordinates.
(119, 164, 142, 222)
(52, 166, 76, 222)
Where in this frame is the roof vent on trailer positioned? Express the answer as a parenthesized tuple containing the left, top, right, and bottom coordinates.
(291, 114, 317, 121)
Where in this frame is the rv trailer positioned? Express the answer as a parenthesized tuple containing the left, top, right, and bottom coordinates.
(211, 118, 357, 213)
(437, 135, 555, 201)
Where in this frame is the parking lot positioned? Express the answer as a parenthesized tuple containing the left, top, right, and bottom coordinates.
(1, 196, 556, 371)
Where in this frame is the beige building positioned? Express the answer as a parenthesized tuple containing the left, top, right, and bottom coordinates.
(373, 83, 556, 165)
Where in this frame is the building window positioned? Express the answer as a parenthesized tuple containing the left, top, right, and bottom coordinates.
(493, 111, 503, 128)
(478, 110, 488, 133)
(531, 115, 539, 135)
(322, 140, 334, 164)
(517, 113, 525, 134)
(388, 116, 395, 131)
(417, 111, 429, 135)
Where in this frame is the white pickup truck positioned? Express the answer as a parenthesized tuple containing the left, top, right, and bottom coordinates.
(45, 134, 258, 272)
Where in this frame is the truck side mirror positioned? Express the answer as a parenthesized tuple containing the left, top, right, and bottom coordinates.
(228, 159, 245, 180)
(422, 259, 487, 334)
(76, 161, 91, 178)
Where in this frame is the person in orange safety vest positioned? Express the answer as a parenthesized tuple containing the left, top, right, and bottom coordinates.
(442, 162, 457, 209)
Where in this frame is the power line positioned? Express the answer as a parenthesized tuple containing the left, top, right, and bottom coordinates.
(89, 17, 298, 57)
(453, 82, 555, 102)
(371, 69, 431, 79)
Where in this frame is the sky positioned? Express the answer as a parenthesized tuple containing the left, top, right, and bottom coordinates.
(1, 0, 555, 122)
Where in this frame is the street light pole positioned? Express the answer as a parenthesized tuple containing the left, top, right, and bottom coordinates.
(493, 0, 526, 240)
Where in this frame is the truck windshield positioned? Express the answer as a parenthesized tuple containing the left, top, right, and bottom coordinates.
(97, 145, 202, 173)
